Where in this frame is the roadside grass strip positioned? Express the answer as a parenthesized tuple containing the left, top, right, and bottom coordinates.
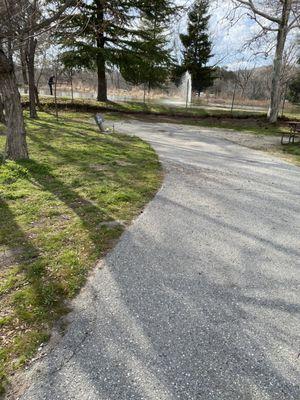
(0, 111, 162, 394)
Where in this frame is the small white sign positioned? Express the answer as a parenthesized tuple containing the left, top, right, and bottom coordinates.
(96, 113, 104, 123)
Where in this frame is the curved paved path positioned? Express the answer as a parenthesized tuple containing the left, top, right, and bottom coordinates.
(18, 121, 300, 400)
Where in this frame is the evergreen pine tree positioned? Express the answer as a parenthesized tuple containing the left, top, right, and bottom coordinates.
(180, 0, 214, 94)
(120, 2, 175, 97)
(57, 0, 134, 101)
(57, 1, 176, 102)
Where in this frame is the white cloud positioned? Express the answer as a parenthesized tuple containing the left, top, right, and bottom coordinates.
(175, 0, 296, 70)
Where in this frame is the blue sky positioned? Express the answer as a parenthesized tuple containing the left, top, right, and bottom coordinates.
(174, 0, 292, 70)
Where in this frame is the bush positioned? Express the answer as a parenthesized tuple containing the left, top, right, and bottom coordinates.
(288, 73, 300, 104)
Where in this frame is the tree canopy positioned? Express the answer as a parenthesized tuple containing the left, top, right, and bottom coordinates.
(180, 0, 214, 94)
(58, 0, 177, 101)
(120, 1, 176, 95)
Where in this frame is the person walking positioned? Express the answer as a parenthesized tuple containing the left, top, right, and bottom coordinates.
(48, 76, 55, 95)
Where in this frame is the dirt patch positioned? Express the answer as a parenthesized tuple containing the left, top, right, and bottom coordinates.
(115, 160, 134, 167)
(205, 128, 299, 165)
(89, 163, 109, 171)
(210, 130, 281, 151)
(0, 248, 23, 269)
(98, 220, 125, 228)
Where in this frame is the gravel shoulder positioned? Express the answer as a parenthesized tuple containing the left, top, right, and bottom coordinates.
(201, 128, 280, 151)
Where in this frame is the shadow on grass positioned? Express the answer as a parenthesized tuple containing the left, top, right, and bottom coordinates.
(23, 97, 289, 122)
(0, 157, 122, 390)
(27, 116, 154, 190)
(21, 158, 123, 265)
(0, 197, 68, 311)
(0, 197, 67, 391)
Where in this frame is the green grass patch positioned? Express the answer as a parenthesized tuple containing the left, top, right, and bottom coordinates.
(22, 96, 300, 121)
(281, 143, 300, 164)
(0, 111, 162, 393)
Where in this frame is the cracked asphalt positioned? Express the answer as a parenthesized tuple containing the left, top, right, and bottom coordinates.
(17, 121, 300, 400)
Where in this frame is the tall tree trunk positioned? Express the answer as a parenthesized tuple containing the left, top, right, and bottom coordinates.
(0, 50, 29, 160)
(35, 85, 40, 108)
(20, 44, 28, 94)
(70, 71, 74, 103)
(231, 80, 237, 114)
(97, 54, 107, 102)
(27, 36, 38, 118)
(96, 0, 107, 102)
(268, 0, 292, 123)
(0, 97, 5, 124)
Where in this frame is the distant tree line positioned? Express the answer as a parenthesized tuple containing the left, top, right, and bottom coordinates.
(208, 64, 299, 106)
(287, 58, 300, 104)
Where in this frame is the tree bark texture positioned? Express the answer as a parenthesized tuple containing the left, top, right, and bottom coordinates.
(268, 0, 292, 123)
(34, 85, 40, 108)
(0, 50, 29, 160)
(96, 0, 107, 102)
(0, 98, 5, 124)
(27, 36, 38, 118)
(97, 52, 107, 102)
(20, 44, 29, 94)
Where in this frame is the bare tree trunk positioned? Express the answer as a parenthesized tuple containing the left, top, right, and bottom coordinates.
(281, 83, 288, 117)
(54, 65, 59, 120)
(20, 44, 28, 94)
(35, 85, 40, 108)
(268, 0, 292, 123)
(97, 50, 107, 102)
(70, 72, 74, 103)
(0, 97, 5, 124)
(96, 0, 107, 102)
(0, 50, 29, 160)
(231, 81, 237, 114)
(27, 36, 38, 118)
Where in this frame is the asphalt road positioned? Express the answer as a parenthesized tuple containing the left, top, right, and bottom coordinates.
(18, 121, 300, 400)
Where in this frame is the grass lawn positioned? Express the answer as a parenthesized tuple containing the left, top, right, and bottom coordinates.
(21, 97, 300, 162)
(23, 95, 299, 163)
(0, 112, 162, 394)
(21, 96, 299, 139)
(281, 143, 300, 164)
(21, 95, 299, 121)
